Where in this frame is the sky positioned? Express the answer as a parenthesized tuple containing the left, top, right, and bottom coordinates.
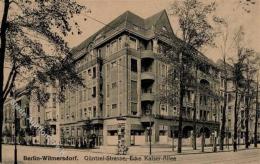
(65, 0, 260, 62)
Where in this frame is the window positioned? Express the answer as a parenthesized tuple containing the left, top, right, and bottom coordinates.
(111, 40, 118, 53)
(131, 103, 137, 115)
(93, 67, 96, 78)
(46, 112, 51, 120)
(77, 128, 81, 137)
(107, 105, 110, 117)
(111, 61, 117, 68)
(228, 106, 232, 113)
(228, 119, 231, 128)
(83, 89, 87, 101)
(106, 44, 110, 56)
(92, 86, 96, 97)
(71, 128, 75, 136)
(79, 90, 82, 102)
(88, 69, 92, 77)
(38, 117, 40, 124)
(131, 59, 137, 72)
(112, 82, 117, 89)
(107, 84, 110, 97)
(228, 93, 232, 102)
(97, 48, 101, 57)
(66, 127, 70, 135)
(79, 109, 82, 119)
(93, 106, 96, 118)
(38, 105, 40, 112)
(161, 64, 166, 77)
(84, 108, 87, 117)
(129, 37, 137, 49)
(160, 104, 167, 116)
(88, 88, 91, 100)
(52, 93, 56, 108)
(131, 80, 137, 101)
(118, 37, 123, 50)
(112, 104, 117, 109)
(88, 107, 92, 118)
(106, 64, 110, 75)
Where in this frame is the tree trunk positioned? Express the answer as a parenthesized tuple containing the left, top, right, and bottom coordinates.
(233, 86, 238, 152)
(0, 100, 3, 163)
(245, 96, 250, 149)
(192, 66, 198, 150)
(177, 53, 184, 153)
(254, 75, 258, 148)
(245, 60, 251, 149)
(0, 0, 10, 162)
(177, 85, 184, 153)
(220, 77, 227, 151)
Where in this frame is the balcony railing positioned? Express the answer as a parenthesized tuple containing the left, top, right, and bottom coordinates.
(141, 72, 155, 80)
(141, 93, 155, 101)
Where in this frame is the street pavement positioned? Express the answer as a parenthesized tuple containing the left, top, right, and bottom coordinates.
(1, 144, 260, 164)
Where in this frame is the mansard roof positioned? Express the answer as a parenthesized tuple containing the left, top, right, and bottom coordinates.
(71, 10, 169, 54)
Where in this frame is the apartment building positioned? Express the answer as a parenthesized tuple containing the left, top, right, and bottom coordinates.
(2, 85, 59, 146)
(217, 60, 260, 144)
(2, 93, 30, 144)
(59, 10, 221, 147)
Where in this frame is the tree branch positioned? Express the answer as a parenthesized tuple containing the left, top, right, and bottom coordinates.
(3, 69, 17, 101)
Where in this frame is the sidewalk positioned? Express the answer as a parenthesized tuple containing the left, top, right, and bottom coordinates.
(90, 144, 259, 156)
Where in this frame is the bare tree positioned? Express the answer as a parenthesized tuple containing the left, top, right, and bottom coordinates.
(243, 50, 257, 149)
(0, 0, 87, 162)
(158, 0, 217, 153)
(213, 16, 229, 151)
(230, 27, 247, 152)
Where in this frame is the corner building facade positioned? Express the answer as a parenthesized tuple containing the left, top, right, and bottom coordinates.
(59, 10, 220, 147)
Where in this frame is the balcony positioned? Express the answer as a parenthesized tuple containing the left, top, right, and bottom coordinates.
(91, 119, 104, 125)
(141, 50, 155, 59)
(141, 72, 155, 81)
(141, 93, 155, 101)
(140, 115, 155, 123)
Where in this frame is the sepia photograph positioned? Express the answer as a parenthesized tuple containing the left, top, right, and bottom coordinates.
(0, 0, 260, 163)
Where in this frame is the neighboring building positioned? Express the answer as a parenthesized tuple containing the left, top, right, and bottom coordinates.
(3, 89, 31, 144)
(217, 60, 260, 145)
(2, 85, 59, 146)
